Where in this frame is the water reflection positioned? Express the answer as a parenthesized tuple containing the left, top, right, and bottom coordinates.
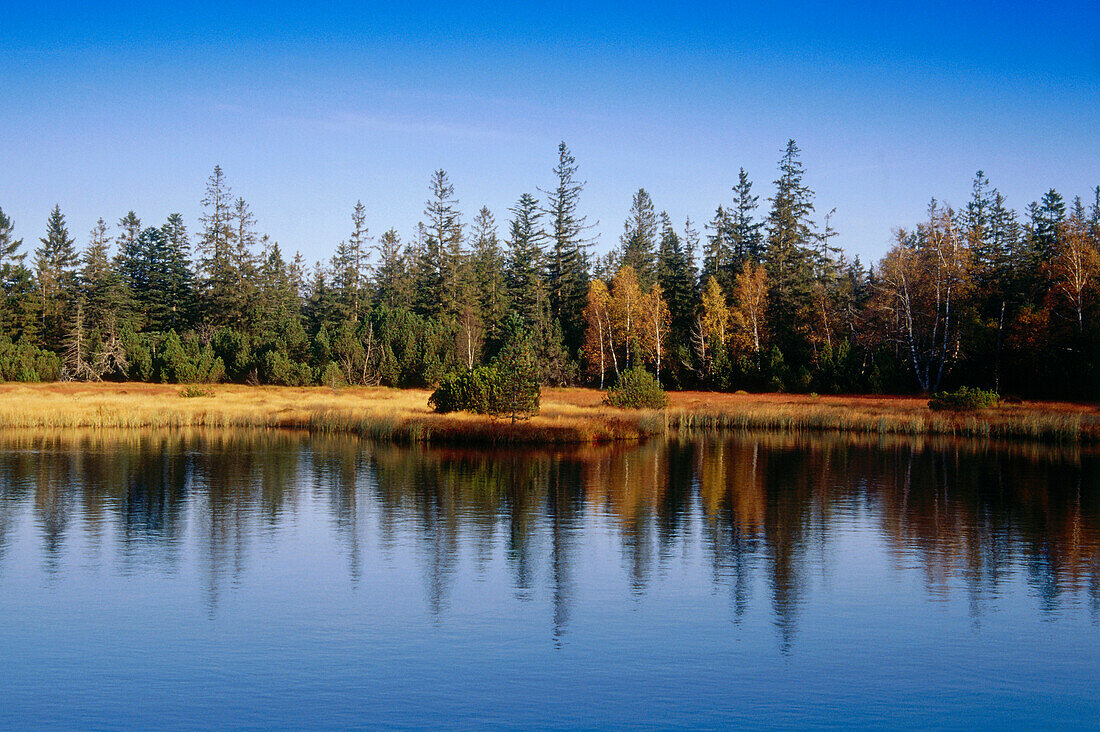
(0, 430, 1097, 648)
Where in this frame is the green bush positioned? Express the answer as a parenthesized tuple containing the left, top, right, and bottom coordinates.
(179, 385, 213, 398)
(929, 387, 999, 411)
(0, 337, 61, 382)
(605, 367, 668, 409)
(429, 366, 503, 414)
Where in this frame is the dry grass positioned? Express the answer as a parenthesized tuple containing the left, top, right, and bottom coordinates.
(1, 382, 1097, 444)
(0, 382, 649, 444)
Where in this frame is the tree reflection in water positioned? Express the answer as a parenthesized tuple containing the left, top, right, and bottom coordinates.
(0, 429, 1097, 647)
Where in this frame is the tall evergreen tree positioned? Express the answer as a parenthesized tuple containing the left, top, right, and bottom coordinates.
(81, 218, 132, 336)
(764, 139, 817, 362)
(505, 193, 547, 324)
(196, 165, 237, 326)
(656, 212, 695, 336)
(332, 200, 370, 321)
(620, 188, 658, 289)
(159, 213, 194, 331)
(729, 168, 764, 270)
(417, 170, 464, 317)
(470, 207, 508, 343)
(34, 205, 79, 351)
(701, 205, 732, 291)
(0, 207, 36, 341)
(372, 228, 410, 309)
(540, 142, 593, 352)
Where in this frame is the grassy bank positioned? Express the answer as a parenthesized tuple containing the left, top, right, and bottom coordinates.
(1, 383, 1097, 444)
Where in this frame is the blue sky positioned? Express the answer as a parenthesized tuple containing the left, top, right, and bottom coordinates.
(1, 1, 1097, 265)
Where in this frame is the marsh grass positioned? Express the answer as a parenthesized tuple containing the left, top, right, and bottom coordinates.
(1, 383, 1096, 444)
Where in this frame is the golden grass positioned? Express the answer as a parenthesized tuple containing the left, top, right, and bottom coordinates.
(1, 383, 1097, 444)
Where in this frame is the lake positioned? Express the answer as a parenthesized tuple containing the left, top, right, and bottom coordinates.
(1, 430, 1097, 729)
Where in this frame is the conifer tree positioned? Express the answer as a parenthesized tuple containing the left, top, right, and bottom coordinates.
(159, 213, 195, 332)
(470, 207, 508, 343)
(505, 192, 547, 324)
(333, 201, 370, 321)
(417, 170, 464, 317)
(701, 205, 732, 291)
(372, 228, 410, 309)
(0, 207, 35, 340)
(656, 212, 695, 336)
(80, 218, 133, 337)
(620, 188, 658, 288)
(729, 168, 764, 270)
(35, 205, 79, 351)
(541, 142, 593, 352)
(196, 165, 237, 326)
(764, 140, 817, 362)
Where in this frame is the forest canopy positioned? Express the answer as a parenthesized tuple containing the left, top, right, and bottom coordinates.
(1, 141, 1098, 399)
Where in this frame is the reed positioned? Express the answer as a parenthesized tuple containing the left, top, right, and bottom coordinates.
(1, 383, 1096, 444)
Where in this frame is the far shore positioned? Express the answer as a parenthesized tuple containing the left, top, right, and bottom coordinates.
(2, 382, 1098, 444)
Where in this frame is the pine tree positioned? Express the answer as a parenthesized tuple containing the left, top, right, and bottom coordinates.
(505, 192, 547, 324)
(159, 213, 194, 332)
(470, 207, 508, 343)
(620, 188, 658, 288)
(656, 212, 695, 336)
(196, 165, 237, 326)
(729, 168, 764, 270)
(81, 218, 133, 337)
(540, 142, 593, 352)
(701, 205, 731, 291)
(764, 139, 817, 362)
(34, 205, 79, 351)
(372, 228, 410, 309)
(417, 170, 464, 317)
(332, 201, 370, 321)
(0, 207, 36, 341)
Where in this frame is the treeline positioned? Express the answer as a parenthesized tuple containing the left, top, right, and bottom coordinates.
(1, 140, 1098, 397)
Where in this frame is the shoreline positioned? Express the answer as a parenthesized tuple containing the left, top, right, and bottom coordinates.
(1, 383, 1097, 444)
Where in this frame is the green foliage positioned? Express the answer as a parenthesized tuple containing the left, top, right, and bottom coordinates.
(0, 336, 61, 382)
(929, 387, 1000, 411)
(260, 349, 312, 386)
(605, 367, 668, 409)
(179, 385, 213, 398)
(429, 366, 502, 414)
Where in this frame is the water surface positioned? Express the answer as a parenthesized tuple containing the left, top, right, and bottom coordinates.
(1, 431, 1098, 729)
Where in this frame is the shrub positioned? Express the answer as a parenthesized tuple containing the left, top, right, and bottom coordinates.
(605, 367, 668, 409)
(429, 316, 541, 420)
(929, 386, 999, 411)
(320, 361, 346, 389)
(179, 385, 213, 398)
(429, 366, 502, 414)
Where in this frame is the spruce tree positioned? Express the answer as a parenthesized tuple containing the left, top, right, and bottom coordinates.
(159, 213, 194, 331)
(505, 193, 547, 324)
(729, 168, 764, 270)
(620, 188, 658, 288)
(540, 142, 593, 352)
(81, 218, 133, 337)
(470, 207, 508, 344)
(701, 205, 731, 292)
(34, 205, 79, 351)
(417, 170, 464, 317)
(372, 228, 409, 309)
(656, 212, 695, 336)
(0, 207, 36, 341)
(764, 139, 817, 363)
(196, 165, 237, 326)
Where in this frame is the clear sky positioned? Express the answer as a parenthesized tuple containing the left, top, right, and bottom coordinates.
(2, 1, 1098, 265)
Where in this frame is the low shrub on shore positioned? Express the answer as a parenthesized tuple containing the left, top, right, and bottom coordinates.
(605, 368, 668, 409)
(929, 387, 999, 412)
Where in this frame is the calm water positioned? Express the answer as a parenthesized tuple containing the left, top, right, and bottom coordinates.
(1, 431, 1098, 729)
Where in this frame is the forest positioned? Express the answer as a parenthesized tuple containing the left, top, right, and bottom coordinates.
(2, 140, 1098, 399)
